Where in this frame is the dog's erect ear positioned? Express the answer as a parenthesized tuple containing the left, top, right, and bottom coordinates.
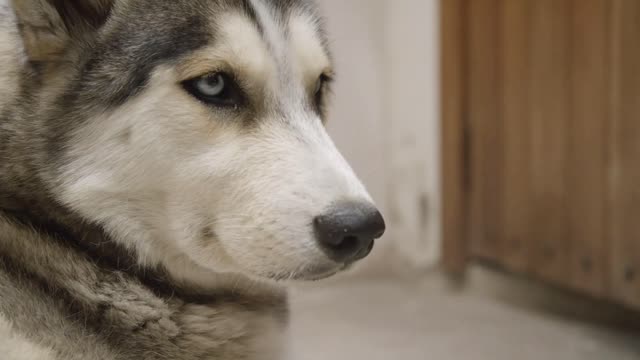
(46, 0, 114, 31)
(11, 0, 114, 62)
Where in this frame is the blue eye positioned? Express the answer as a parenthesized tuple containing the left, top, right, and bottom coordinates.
(196, 73, 225, 96)
(182, 72, 243, 108)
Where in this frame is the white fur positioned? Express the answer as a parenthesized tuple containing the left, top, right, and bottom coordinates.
(289, 13, 331, 81)
(0, 1, 23, 106)
(0, 315, 56, 360)
(57, 4, 374, 288)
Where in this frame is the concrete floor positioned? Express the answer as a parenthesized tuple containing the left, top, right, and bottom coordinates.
(288, 268, 640, 360)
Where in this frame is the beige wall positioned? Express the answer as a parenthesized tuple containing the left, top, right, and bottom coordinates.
(318, 0, 441, 271)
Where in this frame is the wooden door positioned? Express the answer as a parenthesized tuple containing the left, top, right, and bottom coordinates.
(442, 0, 640, 309)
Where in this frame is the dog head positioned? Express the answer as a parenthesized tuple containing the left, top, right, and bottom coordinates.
(13, 0, 385, 283)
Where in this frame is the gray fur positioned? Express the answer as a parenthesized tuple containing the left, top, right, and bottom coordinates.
(0, 0, 328, 358)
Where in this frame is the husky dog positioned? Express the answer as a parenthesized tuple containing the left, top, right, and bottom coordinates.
(0, 0, 385, 359)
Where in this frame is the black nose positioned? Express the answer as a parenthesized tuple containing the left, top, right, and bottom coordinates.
(313, 202, 386, 263)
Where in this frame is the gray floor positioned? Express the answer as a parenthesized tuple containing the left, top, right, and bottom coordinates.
(288, 269, 640, 360)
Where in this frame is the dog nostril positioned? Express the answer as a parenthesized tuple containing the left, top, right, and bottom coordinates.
(330, 235, 359, 254)
(313, 202, 386, 263)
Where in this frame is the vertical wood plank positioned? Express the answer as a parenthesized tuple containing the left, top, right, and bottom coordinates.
(610, 0, 640, 308)
(441, 0, 469, 273)
(529, 0, 571, 283)
(568, 0, 611, 298)
(501, 0, 532, 272)
(468, 0, 503, 261)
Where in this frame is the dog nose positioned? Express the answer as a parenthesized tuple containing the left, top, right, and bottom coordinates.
(314, 202, 386, 263)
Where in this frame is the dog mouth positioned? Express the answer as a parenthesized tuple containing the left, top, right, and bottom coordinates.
(266, 263, 351, 282)
(295, 267, 343, 281)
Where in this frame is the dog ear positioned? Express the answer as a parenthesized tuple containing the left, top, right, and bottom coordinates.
(11, 0, 114, 62)
(45, 0, 114, 32)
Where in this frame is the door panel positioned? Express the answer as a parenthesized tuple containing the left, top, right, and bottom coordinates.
(468, 0, 503, 261)
(528, 0, 571, 284)
(443, 0, 640, 309)
(568, 0, 610, 297)
(501, 0, 532, 273)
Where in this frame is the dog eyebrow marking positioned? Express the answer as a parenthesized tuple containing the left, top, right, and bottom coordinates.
(249, 0, 288, 69)
(212, 12, 276, 84)
(239, 0, 264, 36)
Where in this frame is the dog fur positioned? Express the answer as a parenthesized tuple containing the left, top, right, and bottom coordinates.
(0, 0, 381, 358)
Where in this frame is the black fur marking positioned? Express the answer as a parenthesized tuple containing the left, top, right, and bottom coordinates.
(77, 14, 210, 107)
